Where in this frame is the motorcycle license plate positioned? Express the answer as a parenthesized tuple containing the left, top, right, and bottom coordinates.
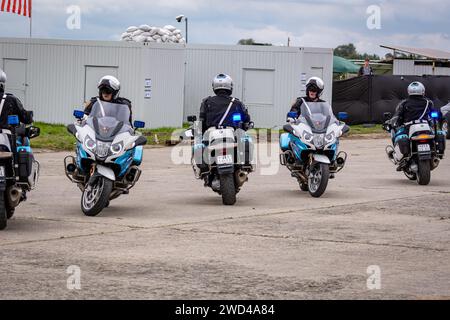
(418, 144, 430, 152)
(217, 155, 233, 165)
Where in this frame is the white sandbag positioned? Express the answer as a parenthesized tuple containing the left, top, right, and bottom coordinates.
(158, 28, 170, 36)
(141, 32, 152, 37)
(132, 29, 144, 37)
(146, 37, 156, 42)
(156, 38, 162, 43)
(161, 35, 169, 42)
(139, 24, 151, 32)
(127, 26, 138, 33)
(149, 28, 158, 36)
(173, 29, 181, 35)
(179, 38, 186, 44)
(176, 34, 182, 40)
(152, 35, 161, 40)
(164, 25, 177, 32)
(134, 35, 147, 43)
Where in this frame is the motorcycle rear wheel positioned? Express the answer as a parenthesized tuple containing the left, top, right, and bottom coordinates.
(220, 173, 237, 206)
(81, 177, 113, 216)
(417, 160, 431, 186)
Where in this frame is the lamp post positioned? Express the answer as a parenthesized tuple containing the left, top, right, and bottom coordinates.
(175, 15, 188, 43)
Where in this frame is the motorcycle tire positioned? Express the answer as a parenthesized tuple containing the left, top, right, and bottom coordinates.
(308, 163, 330, 198)
(220, 173, 237, 206)
(0, 192, 7, 230)
(417, 160, 431, 186)
(81, 177, 114, 216)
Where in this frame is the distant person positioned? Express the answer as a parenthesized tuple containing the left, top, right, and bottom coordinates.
(84, 75, 133, 123)
(358, 58, 374, 76)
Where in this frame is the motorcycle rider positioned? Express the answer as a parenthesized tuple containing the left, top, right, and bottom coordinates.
(84, 75, 133, 123)
(287, 77, 325, 121)
(388, 81, 440, 160)
(196, 74, 252, 173)
(199, 74, 251, 132)
(0, 69, 33, 129)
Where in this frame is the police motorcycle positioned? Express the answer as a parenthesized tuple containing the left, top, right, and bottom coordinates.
(440, 102, 450, 139)
(0, 114, 40, 230)
(279, 100, 349, 198)
(184, 113, 254, 206)
(383, 110, 446, 185)
(65, 99, 147, 216)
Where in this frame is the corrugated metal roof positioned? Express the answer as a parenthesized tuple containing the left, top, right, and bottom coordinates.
(381, 44, 450, 60)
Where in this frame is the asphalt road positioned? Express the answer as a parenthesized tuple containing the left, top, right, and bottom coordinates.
(0, 138, 449, 299)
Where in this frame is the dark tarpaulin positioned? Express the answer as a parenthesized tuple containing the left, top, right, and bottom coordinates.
(332, 75, 450, 125)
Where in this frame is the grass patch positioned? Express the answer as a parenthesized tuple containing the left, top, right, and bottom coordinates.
(348, 124, 385, 135)
(29, 122, 387, 151)
(31, 122, 76, 151)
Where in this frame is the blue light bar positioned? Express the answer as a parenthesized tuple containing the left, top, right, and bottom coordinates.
(232, 113, 242, 122)
(431, 112, 439, 119)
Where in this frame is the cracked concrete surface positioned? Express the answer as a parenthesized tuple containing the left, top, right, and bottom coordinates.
(0, 139, 449, 299)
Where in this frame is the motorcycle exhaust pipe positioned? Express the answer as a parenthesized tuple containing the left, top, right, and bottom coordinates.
(235, 170, 249, 187)
(6, 186, 22, 207)
(432, 158, 440, 169)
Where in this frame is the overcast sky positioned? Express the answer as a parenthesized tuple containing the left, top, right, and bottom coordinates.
(1, 0, 449, 57)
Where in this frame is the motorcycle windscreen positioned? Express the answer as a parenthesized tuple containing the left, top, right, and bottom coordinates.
(87, 100, 133, 140)
(300, 102, 338, 133)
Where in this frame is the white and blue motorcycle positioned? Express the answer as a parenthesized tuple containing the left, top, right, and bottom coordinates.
(0, 115, 40, 230)
(280, 101, 349, 197)
(65, 100, 147, 216)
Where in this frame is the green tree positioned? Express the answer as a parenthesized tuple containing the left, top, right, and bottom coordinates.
(238, 38, 272, 46)
(334, 43, 380, 60)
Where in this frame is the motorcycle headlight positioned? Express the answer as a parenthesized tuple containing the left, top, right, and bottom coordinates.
(325, 132, 336, 144)
(84, 136, 96, 152)
(302, 131, 313, 143)
(96, 141, 111, 158)
(110, 142, 123, 155)
(313, 134, 325, 148)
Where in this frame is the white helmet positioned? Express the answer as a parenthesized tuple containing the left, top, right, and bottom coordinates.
(0, 69, 6, 92)
(407, 81, 425, 96)
(98, 75, 121, 99)
(306, 77, 324, 96)
(212, 74, 233, 94)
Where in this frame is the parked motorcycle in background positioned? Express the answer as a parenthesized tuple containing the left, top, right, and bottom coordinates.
(383, 111, 446, 185)
(279, 102, 349, 198)
(0, 114, 40, 230)
(185, 114, 254, 205)
(65, 100, 147, 216)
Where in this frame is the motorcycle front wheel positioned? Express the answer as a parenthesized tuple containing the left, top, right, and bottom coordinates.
(81, 177, 113, 216)
(308, 163, 330, 198)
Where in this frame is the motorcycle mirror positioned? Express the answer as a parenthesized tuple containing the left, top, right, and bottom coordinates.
(383, 112, 392, 121)
(184, 129, 193, 138)
(187, 115, 197, 122)
(7, 115, 19, 126)
(28, 126, 41, 139)
(73, 110, 85, 119)
(134, 120, 146, 129)
(338, 112, 349, 121)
